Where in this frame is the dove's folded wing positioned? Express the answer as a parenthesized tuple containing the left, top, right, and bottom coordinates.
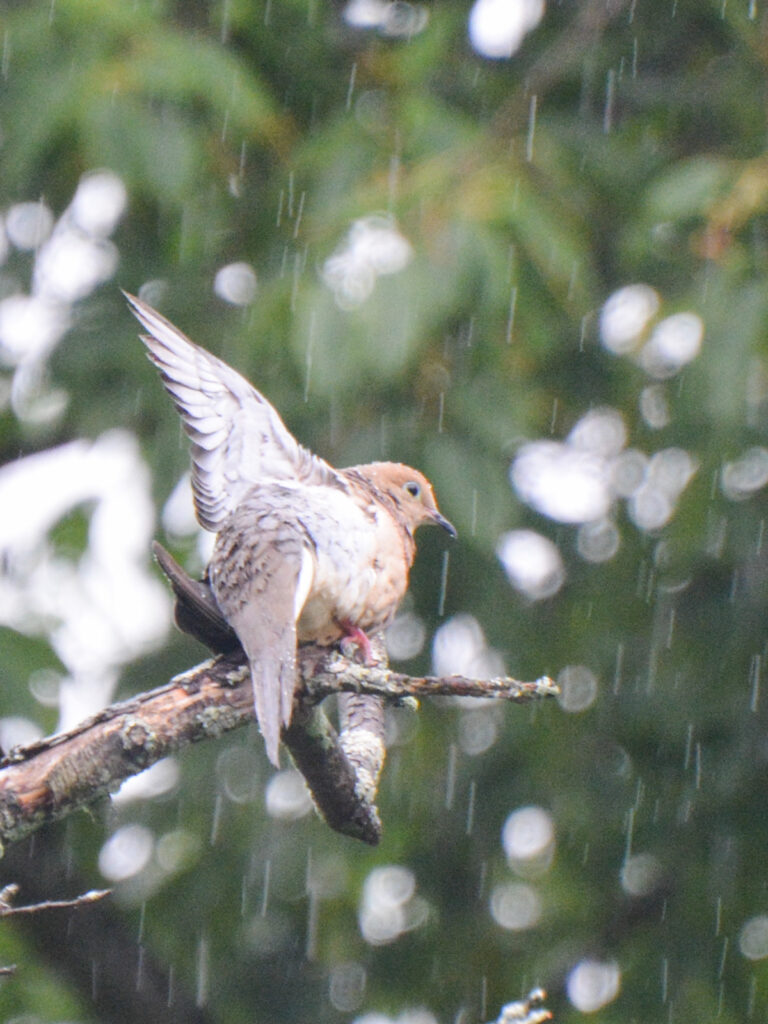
(214, 543, 315, 766)
(124, 292, 338, 531)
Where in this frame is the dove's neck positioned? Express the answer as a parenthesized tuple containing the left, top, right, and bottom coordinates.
(341, 467, 417, 563)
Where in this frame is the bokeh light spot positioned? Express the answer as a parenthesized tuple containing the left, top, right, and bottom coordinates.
(496, 529, 565, 599)
(489, 882, 542, 931)
(739, 915, 768, 960)
(469, 0, 544, 58)
(99, 824, 154, 882)
(502, 805, 555, 873)
(566, 959, 621, 1012)
(214, 262, 258, 305)
(557, 665, 598, 712)
(265, 769, 313, 820)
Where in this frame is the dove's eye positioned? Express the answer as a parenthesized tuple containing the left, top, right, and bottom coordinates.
(404, 480, 421, 498)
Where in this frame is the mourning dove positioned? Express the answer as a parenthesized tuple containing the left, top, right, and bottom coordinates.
(126, 293, 455, 766)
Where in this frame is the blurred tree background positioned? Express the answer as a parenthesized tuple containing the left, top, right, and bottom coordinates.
(1, 0, 768, 1020)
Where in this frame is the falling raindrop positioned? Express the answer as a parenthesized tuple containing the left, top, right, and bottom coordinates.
(623, 805, 635, 865)
(747, 975, 757, 1017)
(136, 945, 145, 992)
(505, 286, 517, 343)
(437, 549, 450, 617)
(306, 886, 319, 961)
(466, 780, 477, 835)
(526, 94, 537, 161)
(549, 396, 558, 433)
(613, 641, 624, 694)
(210, 793, 223, 846)
(1, 30, 10, 79)
(750, 653, 761, 712)
(445, 743, 458, 810)
(293, 191, 306, 238)
(603, 68, 616, 133)
(346, 61, 357, 110)
(261, 859, 271, 917)
(196, 933, 209, 1007)
(683, 723, 694, 770)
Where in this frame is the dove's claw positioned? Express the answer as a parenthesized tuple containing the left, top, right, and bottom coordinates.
(339, 622, 375, 665)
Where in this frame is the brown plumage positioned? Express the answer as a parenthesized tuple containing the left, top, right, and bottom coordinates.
(126, 293, 455, 765)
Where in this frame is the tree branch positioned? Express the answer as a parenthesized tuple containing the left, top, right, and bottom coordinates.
(0, 645, 557, 853)
(488, 988, 552, 1024)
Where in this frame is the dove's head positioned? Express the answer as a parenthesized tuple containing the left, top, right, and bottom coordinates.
(357, 462, 457, 538)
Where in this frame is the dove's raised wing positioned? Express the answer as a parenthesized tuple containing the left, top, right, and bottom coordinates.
(125, 293, 338, 531)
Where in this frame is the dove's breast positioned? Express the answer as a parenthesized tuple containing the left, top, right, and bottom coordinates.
(216, 480, 413, 645)
(295, 483, 414, 643)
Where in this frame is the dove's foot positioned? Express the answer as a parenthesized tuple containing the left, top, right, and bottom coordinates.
(339, 621, 375, 665)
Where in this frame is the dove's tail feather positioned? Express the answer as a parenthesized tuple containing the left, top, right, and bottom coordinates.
(225, 587, 303, 767)
(249, 649, 297, 768)
(152, 541, 241, 654)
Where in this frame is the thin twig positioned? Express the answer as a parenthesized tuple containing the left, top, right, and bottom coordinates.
(0, 884, 111, 917)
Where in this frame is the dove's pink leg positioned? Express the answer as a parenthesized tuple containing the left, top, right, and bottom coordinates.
(339, 621, 375, 665)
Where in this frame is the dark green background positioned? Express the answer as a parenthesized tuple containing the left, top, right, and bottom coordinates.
(1, 1, 768, 1021)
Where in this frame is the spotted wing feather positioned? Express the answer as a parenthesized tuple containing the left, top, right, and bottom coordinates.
(125, 292, 338, 531)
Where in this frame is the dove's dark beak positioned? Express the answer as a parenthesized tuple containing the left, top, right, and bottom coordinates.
(432, 511, 457, 538)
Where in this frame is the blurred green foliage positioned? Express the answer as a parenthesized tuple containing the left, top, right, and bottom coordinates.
(3, 0, 768, 1022)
